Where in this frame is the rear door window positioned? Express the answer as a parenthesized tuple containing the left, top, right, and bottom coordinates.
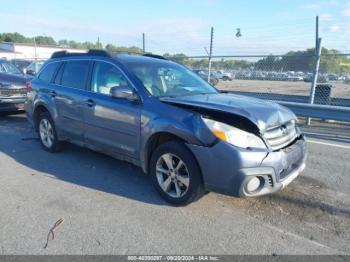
(60, 60, 90, 90)
(38, 62, 59, 83)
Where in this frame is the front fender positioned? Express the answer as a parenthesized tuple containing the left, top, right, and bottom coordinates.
(139, 114, 217, 173)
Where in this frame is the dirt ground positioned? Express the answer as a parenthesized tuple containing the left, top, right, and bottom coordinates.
(217, 80, 350, 99)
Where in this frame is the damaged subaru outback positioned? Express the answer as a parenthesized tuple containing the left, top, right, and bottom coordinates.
(25, 50, 307, 205)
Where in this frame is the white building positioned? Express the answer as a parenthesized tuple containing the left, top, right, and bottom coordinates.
(0, 42, 87, 60)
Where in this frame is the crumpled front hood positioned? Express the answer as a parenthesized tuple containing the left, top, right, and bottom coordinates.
(160, 93, 297, 132)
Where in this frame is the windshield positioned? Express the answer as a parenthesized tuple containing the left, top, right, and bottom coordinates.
(124, 60, 217, 97)
(1, 61, 22, 75)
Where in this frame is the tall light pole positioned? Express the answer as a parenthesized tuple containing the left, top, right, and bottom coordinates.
(33, 36, 38, 73)
(142, 33, 146, 54)
(208, 27, 214, 83)
(315, 16, 319, 55)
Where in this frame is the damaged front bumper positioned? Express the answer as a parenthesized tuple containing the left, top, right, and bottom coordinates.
(187, 135, 307, 197)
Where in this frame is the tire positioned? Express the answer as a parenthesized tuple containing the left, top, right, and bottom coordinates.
(149, 141, 204, 206)
(37, 111, 62, 153)
(222, 76, 229, 81)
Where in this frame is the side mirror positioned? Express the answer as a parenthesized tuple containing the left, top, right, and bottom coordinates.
(110, 86, 139, 101)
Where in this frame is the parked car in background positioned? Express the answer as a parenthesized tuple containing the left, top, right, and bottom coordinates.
(25, 50, 306, 205)
(234, 70, 305, 82)
(212, 70, 233, 81)
(328, 74, 339, 81)
(344, 76, 350, 84)
(10, 59, 32, 74)
(192, 69, 219, 86)
(303, 73, 329, 83)
(284, 71, 302, 81)
(0, 59, 31, 112)
(24, 61, 45, 76)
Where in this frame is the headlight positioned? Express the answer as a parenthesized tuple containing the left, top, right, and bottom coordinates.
(202, 118, 266, 149)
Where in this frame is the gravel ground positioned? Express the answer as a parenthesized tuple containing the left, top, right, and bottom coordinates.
(217, 80, 350, 99)
(0, 114, 349, 255)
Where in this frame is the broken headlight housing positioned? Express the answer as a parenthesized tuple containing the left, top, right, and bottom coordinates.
(202, 118, 267, 149)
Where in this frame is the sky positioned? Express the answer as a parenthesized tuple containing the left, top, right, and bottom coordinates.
(0, 0, 349, 55)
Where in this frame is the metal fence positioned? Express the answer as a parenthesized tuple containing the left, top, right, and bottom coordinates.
(168, 51, 350, 122)
(7, 50, 350, 122)
(170, 53, 350, 105)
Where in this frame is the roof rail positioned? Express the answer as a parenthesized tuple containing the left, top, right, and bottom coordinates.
(142, 53, 167, 60)
(51, 51, 67, 59)
(51, 49, 112, 59)
(88, 49, 113, 57)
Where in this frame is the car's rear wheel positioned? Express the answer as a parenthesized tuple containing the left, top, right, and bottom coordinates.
(37, 112, 62, 152)
(150, 141, 204, 205)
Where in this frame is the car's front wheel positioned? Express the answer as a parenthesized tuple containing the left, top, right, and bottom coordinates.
(37, 112, 62, 152)
(150, 141, 204, 206)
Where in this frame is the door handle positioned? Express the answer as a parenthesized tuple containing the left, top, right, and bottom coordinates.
(84, 99, 96, 107)
(50, 90, 57, 97)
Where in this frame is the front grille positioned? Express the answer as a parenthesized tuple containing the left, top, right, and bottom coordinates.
(263, 121, 298, 150)
(0, 89, 27, 96)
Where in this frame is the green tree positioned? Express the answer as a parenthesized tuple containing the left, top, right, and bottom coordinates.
(0, 32, 29, 43)
(319, 48, 350, 74)
(190, 59, 208, 69)
(254, 48, 350, 73)
(105, 44, 142, 54)
(32, 36, 57, 45)
(58, 39, 69, 47)
(255, 55, 284, 71)
(164, 53, 189, 65)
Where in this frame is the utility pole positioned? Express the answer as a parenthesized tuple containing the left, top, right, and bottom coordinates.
(307, 16, 321, 125)
(307, 37, 322, 125)
(33, 36, 37, 60)
(142, 33, 146, 54)
(309, 38, 322, 105)
(33, 36, 38, 73)
(315, 16, 319, 55)
(208, 27, 214, 83)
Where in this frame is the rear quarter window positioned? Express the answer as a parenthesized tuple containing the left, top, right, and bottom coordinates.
(38, 62, 59, 83)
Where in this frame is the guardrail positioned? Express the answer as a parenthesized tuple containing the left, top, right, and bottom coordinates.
(276, 101, 350, 122)
(228, 91, 350, 122)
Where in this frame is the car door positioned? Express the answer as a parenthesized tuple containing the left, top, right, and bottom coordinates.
(83, 60, 141, 160)
(52, 60, 91, 142)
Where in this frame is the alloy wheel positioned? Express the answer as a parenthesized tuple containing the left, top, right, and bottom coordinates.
(39, 118, 54, 148)
(156, 153, 190, 198)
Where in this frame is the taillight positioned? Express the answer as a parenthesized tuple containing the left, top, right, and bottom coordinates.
(25, 81, 32, 90)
